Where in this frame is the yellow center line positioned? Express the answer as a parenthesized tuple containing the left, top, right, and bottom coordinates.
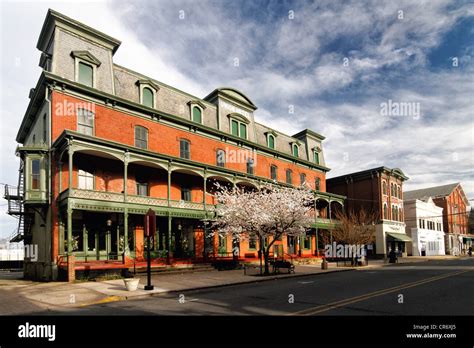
(290, 270, 470, 316)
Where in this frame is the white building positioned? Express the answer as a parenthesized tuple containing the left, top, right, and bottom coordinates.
(403, 196, 445, 256)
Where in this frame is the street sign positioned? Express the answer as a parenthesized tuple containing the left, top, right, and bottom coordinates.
(144, 209, 156, 238)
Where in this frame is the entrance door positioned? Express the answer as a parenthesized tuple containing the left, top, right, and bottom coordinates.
(287, 236, 296, 255)
(87, 229, 107, 260)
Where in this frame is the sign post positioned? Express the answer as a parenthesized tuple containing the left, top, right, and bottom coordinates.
(144, 209, 155, 291)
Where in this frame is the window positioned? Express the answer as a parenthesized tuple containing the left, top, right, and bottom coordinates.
(286, 169, 292, 185)
(292, 144, 299, 157)
(230, 118, 247, 139)
(303, 233, 311, 249)
(247, 158, 254, 175)
(313, 151, 320, 164)
(249, 235, 257, 249)
(239, 123, 247, 139)
(399, 208, 403, 221)
(77, 109, 94, 135)
(270, 165, 278, 181)
(419, 219, 422, 228)
(192, 106, 202, 123)
(315, 178, 321, 191)
(382, 181, 387, 195)
(216, 149, 225, 167)
(31, 159, 40, 190)
(180, 139, 190, 159)
(398, 186, 401, 199)
(78, 169, 94, 190)
(300, 173, 306, 186)
(231, 120, 239, 136)
(78, 62, 93, 87)
(135, 126, 148, 149)
(142, 87, 154, 108)
(136, 182, 148, 196)
(267, 134, 275, 149)
(383, 204, 388, 219)
(181, 185, 191, 201)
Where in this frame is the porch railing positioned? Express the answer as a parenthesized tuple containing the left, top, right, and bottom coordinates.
(60, 188, 207, 211)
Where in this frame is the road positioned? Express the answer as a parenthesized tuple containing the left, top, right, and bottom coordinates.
(66, 258, 473, 316)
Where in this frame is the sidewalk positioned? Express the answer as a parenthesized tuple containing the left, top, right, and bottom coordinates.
(0, 255, 465, 314)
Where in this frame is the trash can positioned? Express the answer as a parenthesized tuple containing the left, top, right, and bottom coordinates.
(321, 260, 328, 270)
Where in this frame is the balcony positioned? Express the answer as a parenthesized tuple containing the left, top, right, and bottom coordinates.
(313, 217, 339, 229)
(58, 188, 208, 212)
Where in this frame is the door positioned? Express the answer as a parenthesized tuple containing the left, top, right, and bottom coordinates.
(287, 236, 296, 255)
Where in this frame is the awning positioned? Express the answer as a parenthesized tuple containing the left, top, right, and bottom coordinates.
(386, 232, 412, 242)
(463, 237, 473, 243)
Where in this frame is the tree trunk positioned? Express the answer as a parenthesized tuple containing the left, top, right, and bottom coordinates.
(263, 250, 270, 275)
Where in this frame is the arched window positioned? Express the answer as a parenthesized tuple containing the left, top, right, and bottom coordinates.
(192, 106, 202, 123)
(292, 144, 299, 157)
(268, 134, 275, 149)
(315, 178, 321, 191)
(382, 181, 387, 195)
(300, 173, 306, 185)
(313, 151, 320, 164)
(383, 204, 388, 219)
(142, 87, 154, 108)
(270, 165, 277, 181)
(399, 208, 403, 221)
(286, 169, 293, 185)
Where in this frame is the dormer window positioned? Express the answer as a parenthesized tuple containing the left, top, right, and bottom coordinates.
(311, 146, 321, 164)
(187, 101, 206, 124)
(292, 143, 299, 157)
(265, 131, 277, 149)
(228, 113, 249, 139)
(71, 51, 101, 88)
(78, 62, 93, 87)
(142, 87, 154, 108)
(136, 79, 159, 109)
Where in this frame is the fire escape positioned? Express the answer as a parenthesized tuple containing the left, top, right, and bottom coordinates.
(4, 163, 33, 243)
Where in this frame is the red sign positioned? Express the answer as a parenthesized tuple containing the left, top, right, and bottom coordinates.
(144, 209, 156, 238)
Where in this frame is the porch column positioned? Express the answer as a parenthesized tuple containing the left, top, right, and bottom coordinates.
(83, 224, 88, 262)
(123, 151, 129, 201)
(167, 214, 172, 264)
(123, 209, 129, 258)
(203, 171, 207, 211)
(68, 146, 74, 190)
(328, 200, 332, 220)
(67, 206, 73, 256)
(58, 161, 62, 193)
(167, 162, 171, 206)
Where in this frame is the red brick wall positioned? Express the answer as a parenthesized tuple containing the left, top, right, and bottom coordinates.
(51, 91, 326, 193)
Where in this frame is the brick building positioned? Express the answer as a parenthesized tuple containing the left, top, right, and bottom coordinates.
(326, 167, 410, 257)
(404, 183, 471, 255)
(5, 9, 344, 280)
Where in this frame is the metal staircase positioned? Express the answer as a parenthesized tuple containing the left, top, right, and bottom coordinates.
(4, 167, 32, 243)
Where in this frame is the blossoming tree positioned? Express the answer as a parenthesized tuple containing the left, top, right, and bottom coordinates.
(212, 183, 315, 274)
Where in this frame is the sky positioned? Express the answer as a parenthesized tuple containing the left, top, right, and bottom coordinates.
(0, 0, 473, 238)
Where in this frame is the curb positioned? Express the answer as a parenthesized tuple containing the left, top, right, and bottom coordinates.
(78, 268, 356, 306)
